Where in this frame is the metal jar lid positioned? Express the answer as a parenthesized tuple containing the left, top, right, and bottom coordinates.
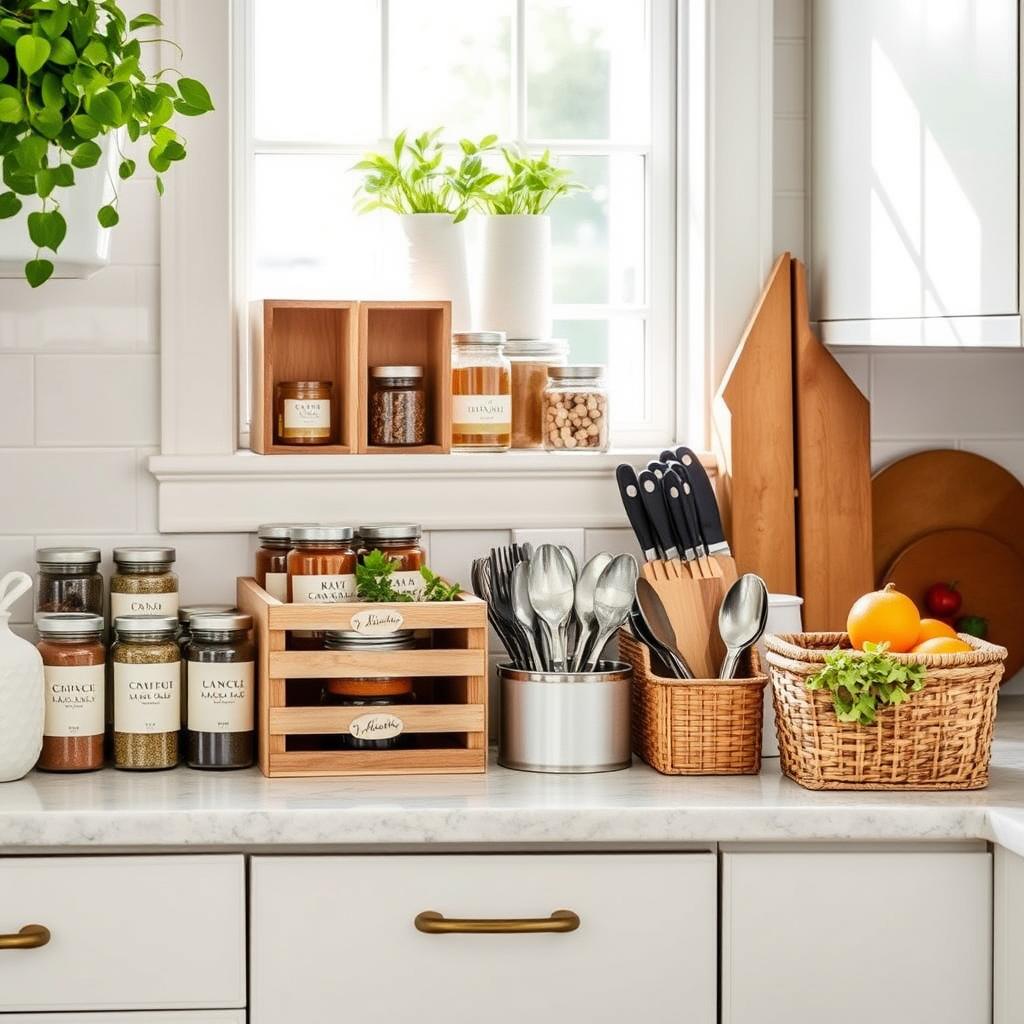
(178, 604, 236, 626)
(113, 546, 176, 566)
(547, 364, 606, 380)
(189, 612, 253, 633)
(370, 365, 424, 378)
(291, 525, 354, 544)
(503, 338, 569, 359)
(36, 612, 105, 635)
(357, 524, 422, 542)
(113, 615, 179, 636)
(35, 546, 101, 567)
(257, 523, 317, 542)
(324, 630, 415, 650)
(453, 331, 506, 346)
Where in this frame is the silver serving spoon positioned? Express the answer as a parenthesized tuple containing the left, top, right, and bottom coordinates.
(585, 553, 638, 670)
(558, 545, 578, 582)
(511, 559, 545, 672)
(718, 573, 769, 679)
(528, 545, 575, 672)
(633, 579, 693, 679)
(571, 552, 613, 670)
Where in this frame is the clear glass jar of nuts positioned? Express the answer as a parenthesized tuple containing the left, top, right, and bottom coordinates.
(543, 365, 609, 452)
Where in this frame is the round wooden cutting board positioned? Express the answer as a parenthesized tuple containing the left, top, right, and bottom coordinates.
(883, 528, 1024, 681)
(872, 449, 1024, 583)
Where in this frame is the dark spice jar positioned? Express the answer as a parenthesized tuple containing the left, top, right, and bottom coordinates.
(369, 365, 426, 446)
(357, 524, 425, 599)
(186, 613, 255, 770)
(35, 547, 104, 617)
(255, 523, 313, 601)
(36, 613, 105, 772)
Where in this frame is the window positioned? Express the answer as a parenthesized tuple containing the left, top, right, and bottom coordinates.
(242, 0, 678, 445)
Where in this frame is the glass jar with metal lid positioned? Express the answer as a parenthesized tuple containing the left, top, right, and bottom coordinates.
(111, 547, 178, 622)
(357, 524, 425, 599)
(369, 365, 426, 447)
(177, 604, 238, 730)
(287, 526, 357, 604)
(543, 365, 609, 452)
(35, 547, 103, 617)
(505, 338, 569, 449)
(451, 331, 511, 452)
(275, 379, 333, 445)
(111, 615, 181, 771)
(186, 612, 255, 770)
(36, 613, 106, 772)
(255, 523, 314, 601)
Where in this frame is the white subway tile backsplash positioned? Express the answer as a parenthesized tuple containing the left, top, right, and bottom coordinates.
(832, 352, 870, 399)
(136, 267, 160, 352)
(511, 529, 585, 571)
(584, 528, 643, 564)
(774, 0, 806, 38)
(870, 439, 956, 473)
(428, 530, 510, 598)
(773, 40, 806, 116)
(0, 536, 35, 622)
(136, 446, 160, 533)
(772, 194, 806, 263)
(772, 117, 806, 192)
(111, 179, 160, 266)
(0, 356, 33, 446)
(959, 439, 1024, 485)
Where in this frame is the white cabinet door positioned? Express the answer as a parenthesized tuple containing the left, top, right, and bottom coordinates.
(722, 850, 991, 1024)
(0, 1015, 245, 1023)
(995, 845, 1024, 1024)
(251, 853, 716, 1024)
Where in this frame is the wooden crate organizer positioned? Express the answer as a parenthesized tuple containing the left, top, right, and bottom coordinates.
(237, 577, 488, 777)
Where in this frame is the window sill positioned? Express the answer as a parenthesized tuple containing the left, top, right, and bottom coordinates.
(149, 449, 717, 533)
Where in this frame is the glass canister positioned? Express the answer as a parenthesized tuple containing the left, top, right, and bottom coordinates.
(505, 338, 569, 449)
(35, 547, 104, 617)
(110, 547, 178, 622)
(542, 365, 610, 452)
(186, 613, 255, 770)
(255, 523, 314, 601)
(369, 366, 427, 446)
(275, 380, 333, 446)
(357, 524, 425, 599)
(287, 526, 358, 604)
(36, 613, 105, 772)
(451, 331, 512, 452)
(112, 615, 181, 771)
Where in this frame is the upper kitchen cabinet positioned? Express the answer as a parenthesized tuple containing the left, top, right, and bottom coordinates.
(811, 0, 1020, 346)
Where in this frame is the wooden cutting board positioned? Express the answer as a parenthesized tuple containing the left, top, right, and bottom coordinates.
(883, 528, 1024, 680)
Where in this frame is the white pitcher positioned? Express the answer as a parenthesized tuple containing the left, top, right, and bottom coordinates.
(0, 572, 44, 781)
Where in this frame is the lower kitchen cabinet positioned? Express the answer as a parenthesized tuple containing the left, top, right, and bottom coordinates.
(721, 850, 991, 1024)
(0, 1016, 245, 1023)
(250, 853, 717, 1023)
(995, 846, 1024, 1024)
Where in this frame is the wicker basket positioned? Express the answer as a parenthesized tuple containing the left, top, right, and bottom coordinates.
(619, 630, 767, 775)
(764, 632, 1007, 791)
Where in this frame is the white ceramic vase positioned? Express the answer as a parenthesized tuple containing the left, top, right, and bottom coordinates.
(757, 594, 805, 758)
(0, 572, 44, 782)
(398, 213, 472, 332)
(478, 214, 552, 340)
(0, 134, 118, 279)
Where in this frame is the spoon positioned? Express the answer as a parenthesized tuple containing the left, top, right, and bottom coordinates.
(718, 573, 769, 679)
(558, 545, 578, 582)
(585, 553, 638, 670)
(512, 559, 545, 672)
(569, 552, 612, 670)
(634, 577, 693, 679)
(528, 545, 575, 672)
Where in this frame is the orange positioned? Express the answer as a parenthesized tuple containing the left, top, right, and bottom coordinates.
(846, 583, 921, 652)
(911, 636, 973, 655)
(916, 618, 957, 643)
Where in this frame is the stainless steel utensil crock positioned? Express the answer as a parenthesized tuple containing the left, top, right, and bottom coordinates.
(498, 661, 632, 774)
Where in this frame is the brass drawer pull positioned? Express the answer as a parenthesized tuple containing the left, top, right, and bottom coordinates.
(0, 925, 50, 950)
(414, 909, 580, 935)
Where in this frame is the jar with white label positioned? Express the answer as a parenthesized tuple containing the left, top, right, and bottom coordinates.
(36, 613, 105, 772)
(451, 331, 511, 452)
(287, 526, 357, 604)
(255, 523, 312, 602)
(357, 524, 425, 600)
(275, 380, 333, 445)
(110, 547, 178, 624)
(186, 613, 255, 770)
(112, 615, 181, 770)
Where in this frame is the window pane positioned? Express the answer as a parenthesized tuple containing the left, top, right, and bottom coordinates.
(389, 0, 513, 138)
(526, 0, 650, 141)
(551, 155, 645, 305)
(254, 0, 380, 142)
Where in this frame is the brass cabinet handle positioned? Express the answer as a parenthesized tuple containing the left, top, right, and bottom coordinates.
(0, 925, 50, 950)
(414, 909, 580, 935)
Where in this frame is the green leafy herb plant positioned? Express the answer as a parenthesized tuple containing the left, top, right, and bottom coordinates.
(356, 548, 462, 603)
(485, 146, 585, 215)
(806, 641, 926, 726)
(0, 0, 214, 286)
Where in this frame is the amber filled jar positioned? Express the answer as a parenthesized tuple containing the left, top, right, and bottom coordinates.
(36, 613, 105, 772)
(369, 366, 426, 446)
(35, 547, 104, 617)
(255, 523, 313, 601)
(543, 365, 610, 452)
(275, 380, 333, 445)
(505, 338, 569, 449)
(287, 526, 357, 603)
(111, 547, 178, 623)
(357, 524, 425, 599)
(451, 331, 511, 452)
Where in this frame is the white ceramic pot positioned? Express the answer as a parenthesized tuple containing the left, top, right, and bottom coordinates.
(478, 214, 552, 339)
(757, 594, 804, 757)
(0, 134, 118, 279)
(0, 572, 43, 782)
(398, 213, 472, 332)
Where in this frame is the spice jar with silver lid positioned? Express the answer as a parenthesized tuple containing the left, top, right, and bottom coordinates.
(112, 615, 181, 770)
(111, 547, 178, 622)
(369, 366, 427, 447)
(451, 331, 512, 452)
(357, 524, 425, 599)
(186, 613, 255, 770)
(287, 526, 357, 604)
(255, 523, 314, 601)
(543, 365, 609, 452)
(35, 547, 104, 617)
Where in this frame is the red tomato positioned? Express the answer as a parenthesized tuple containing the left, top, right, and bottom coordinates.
(925, 581, 962, 618)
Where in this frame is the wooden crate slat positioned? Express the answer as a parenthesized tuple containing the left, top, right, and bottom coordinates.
(269, 704, 485, 735)
(270, 748, 486, 776)
(270, 649, 485, 679)
(267, 595, 484, 631)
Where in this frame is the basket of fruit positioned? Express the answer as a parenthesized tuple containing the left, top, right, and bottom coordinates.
(764, 585, 1008, 791)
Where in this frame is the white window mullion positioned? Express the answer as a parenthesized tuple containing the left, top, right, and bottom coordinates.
(379, 0, 390, 139)
(513, 0, 526, 142)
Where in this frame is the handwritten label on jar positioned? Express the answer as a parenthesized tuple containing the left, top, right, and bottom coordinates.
(453, 395, 511, 434)
(348, 609, 405, 635)
(264, 572, 288, 602)
(188, 662, 254, 732)
(291, 574, 357, 603)
(114, 661, 180, 734)
(349, 712, 404, 741)
(43, 664, 104, 737)
(110, 592, 179, 619)
(283, 398, 330, 430)
(390, 570, 425, 599)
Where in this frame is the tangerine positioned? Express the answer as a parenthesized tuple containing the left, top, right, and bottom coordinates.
(911, 636, 973, 655)
(916, 618, 957, 643)
(846, 583, 921, 652)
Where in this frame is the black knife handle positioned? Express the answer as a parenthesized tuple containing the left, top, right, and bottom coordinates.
(647, 460, 670, 479)
(673, 446, 728, 550)
(615, 464, 658, 561)
(662, 467, 696, 558)
(666, 464, 707, 555)
(638, 470, 678, 561)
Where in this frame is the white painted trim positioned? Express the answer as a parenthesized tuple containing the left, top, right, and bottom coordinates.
(818, 315, 1023, 348)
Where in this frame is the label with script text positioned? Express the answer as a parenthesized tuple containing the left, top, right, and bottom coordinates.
(188, 661, 254, 732)
(453, 395, 511, 435)
(111, 591, 179, 620)
(114, 661, 180, 734)
(291, 574, 357, 603)
(44, 664, 104, 737)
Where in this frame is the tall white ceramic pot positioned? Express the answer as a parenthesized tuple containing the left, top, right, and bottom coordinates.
(478, 214, 552, 339)
(757, 594, 804, 757)
(398, 213, 472, 332)
(0, 134, 118, 278)
(0, 572, 44, 782)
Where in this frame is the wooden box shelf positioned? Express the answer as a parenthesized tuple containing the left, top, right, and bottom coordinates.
(236, 577, 488, 778)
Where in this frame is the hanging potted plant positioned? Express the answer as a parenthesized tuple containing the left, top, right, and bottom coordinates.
(0, 0, 213, 286)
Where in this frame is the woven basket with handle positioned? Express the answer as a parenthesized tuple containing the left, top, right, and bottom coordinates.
(764, 632, 1006, 791)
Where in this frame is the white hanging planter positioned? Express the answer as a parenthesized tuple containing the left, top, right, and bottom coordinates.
(398, 213, 472, 332)
(0, 134, 118, 279)
(478, 214, 552, 340)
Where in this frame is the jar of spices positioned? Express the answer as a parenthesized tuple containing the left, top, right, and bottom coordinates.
(543, 365, 610, 452)
(505, 338, 569, 449)
(111, 547, 178, 622)
(275, 380, 333, 446)
(36, 613, 105, 772)
(357, 524, 425, 599)
(451, 331, 512, 452)
(35, 547, 104, 617)
(287, 526, 357, 604)
(369, 366, 427, 447)
(178, 604, 237, 654)
(322, 631, 415, 750)
(112, 615, 180, 771)
(255, 523, 313, 601)
(186, 613, 255, 770)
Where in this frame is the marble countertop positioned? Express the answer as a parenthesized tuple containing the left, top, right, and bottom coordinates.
(3, 699, 1024, 855)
